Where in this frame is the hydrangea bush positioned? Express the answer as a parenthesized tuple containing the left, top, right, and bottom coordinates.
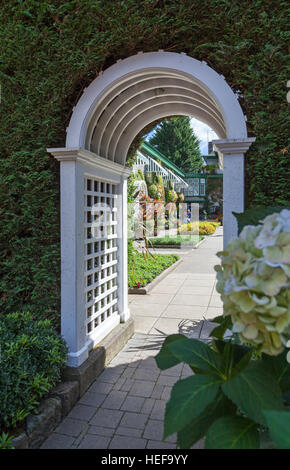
(155, 210, 290, 449)
(215, 210, 290, 355)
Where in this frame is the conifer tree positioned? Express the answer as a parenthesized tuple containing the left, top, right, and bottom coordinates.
(149, 116, 203, 173)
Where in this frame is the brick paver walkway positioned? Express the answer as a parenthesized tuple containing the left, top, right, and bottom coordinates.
(41, 228, 223, 449)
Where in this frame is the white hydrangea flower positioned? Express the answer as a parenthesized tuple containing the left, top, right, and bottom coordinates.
(215, 210, 290, 356)
(277, 209, 290, 232)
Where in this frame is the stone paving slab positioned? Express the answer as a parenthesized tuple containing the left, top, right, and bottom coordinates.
(41, 228, 223, 449)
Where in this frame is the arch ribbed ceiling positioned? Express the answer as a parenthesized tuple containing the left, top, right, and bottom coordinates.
(65, 52, 247, 166)
(85, 69, 226, 165)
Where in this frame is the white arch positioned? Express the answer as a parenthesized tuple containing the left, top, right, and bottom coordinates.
(113, 104, 225, 164)
(90, 81, 224, 155)
(49, 51, 255, 368)
(66, 51, 248, 155)
(104, 97, 226, 162)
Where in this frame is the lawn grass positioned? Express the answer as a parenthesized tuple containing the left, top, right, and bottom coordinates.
(128, 251, 179, 287)
(149, 234, 204, 246)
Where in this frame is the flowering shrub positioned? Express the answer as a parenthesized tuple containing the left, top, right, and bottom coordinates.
(165, 188, 177, 203)
(209, 221, 221, 228)
(148, 183, 165, 201)
(156, 209, 290, 449)
(215, 210, 290, 355)
(147, 184, 159, 199)
(178, 221, 216, 235)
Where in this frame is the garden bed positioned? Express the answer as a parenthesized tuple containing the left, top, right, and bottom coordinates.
(149, 234, 204, 249)
(128, 250, 180, 290)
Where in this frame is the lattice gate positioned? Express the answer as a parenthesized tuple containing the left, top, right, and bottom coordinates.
(84, 176, 119, 343)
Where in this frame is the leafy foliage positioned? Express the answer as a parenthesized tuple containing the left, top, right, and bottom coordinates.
(164, 374, 221, 438)
(178, 221, 217, 235)
(155, 332, 290, 449)
(128, 248, 179, 287)
(205, 416, 260, 449)
(0, 0, 288, 325)
(149, 235, 203, 246)
(0, 312, 67, 430)
(149, 117, 203, 173)
(0, 432, 14, 449)
(222, 361, 285, 425)
(263, 410, 290, 449)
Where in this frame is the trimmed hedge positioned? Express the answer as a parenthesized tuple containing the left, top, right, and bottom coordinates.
(149, 235, 203, 246)
(233, 203, 290, 234)
(0, 312, 67, 430)
(0, 1, 288, 326)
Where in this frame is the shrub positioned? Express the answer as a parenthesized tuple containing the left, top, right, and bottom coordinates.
(147, 183, 164, 201)
(149, 235, 203, 246)
(0, 312, 67, 430)
(165, 189, 177, 203)
(209, 221, 221, 228)
(233, 203, 290, 234)
(199, 222, 216, 235)
(155, 210, 290, 449)
(148, 184, 159, 199)
(156, 175, 164, 186)
(178, 221, 216, 235)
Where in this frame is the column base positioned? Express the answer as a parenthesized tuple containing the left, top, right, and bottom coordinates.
(120, 308, 131, 323)
(66, 340, 92, 367)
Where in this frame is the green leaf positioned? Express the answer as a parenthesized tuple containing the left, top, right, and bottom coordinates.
(155, 334, 186, 370)
(210, 316, 232, 340)
(164, 374, 221, 438)
(205, 416, 260, 449)
(231, 349, 253, 377)
(177, 391, 236, 448)
(211, 340, 252, 378)
(222, 361, 285, 425)
(168, 338, 222, 376)
(211, 314, 224, 324)
(263, 410, 290, 449)
(261, 350, 290, 393)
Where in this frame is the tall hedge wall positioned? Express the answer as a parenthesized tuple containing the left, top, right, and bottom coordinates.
(0, 0, 288, 328)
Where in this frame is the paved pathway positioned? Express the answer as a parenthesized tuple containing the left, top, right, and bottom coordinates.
(41, 228, 223, 449)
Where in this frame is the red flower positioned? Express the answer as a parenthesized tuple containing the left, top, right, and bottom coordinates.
(137, 282, 141, 288)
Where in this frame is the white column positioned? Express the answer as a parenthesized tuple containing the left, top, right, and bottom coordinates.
(223, 152, 244, 245)
(117, 176, 130, 322)
(212, 138, 256, 247)
(55, 152, 89, 367)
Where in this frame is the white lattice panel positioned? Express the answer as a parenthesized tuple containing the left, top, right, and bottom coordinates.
(84, 176, 119, 339)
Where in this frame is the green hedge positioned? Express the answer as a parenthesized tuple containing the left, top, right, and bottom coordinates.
(149, 235, 203, 246)
(0, 312, 67, 430)
(0, 0, 288, 326)
(233, 203, 290, 234)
